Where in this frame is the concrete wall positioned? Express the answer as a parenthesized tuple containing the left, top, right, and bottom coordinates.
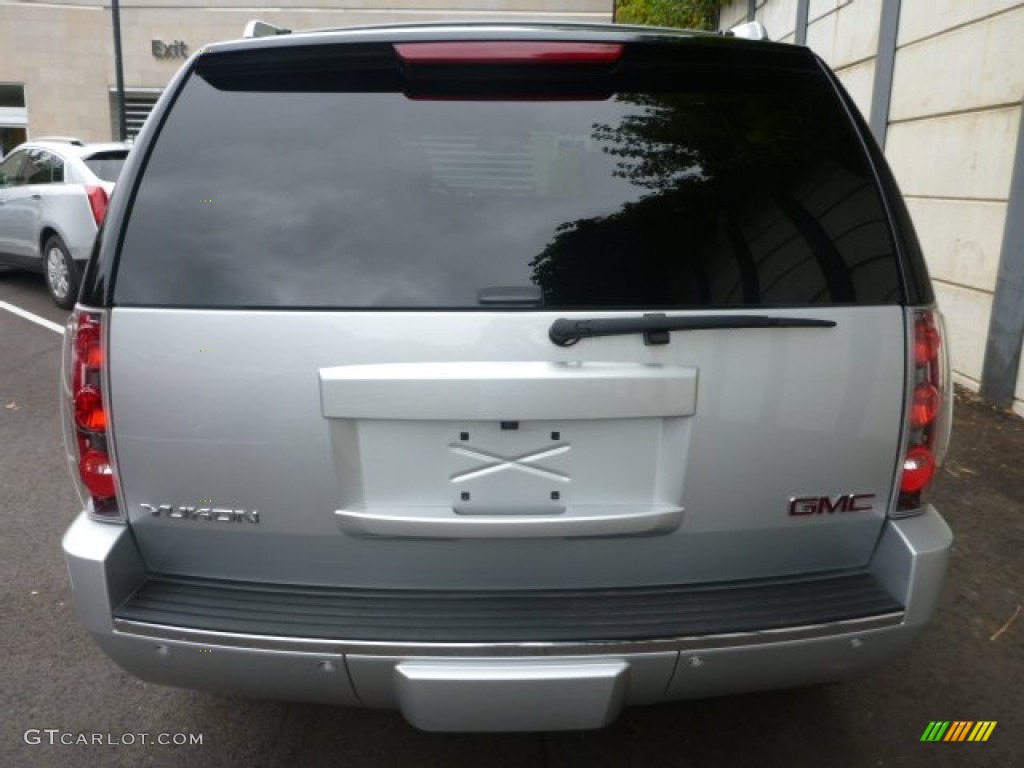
(719, 0, 749, 28)
(891, 4, 1024, 417)
(719, 0, 1024, 417)
(117, 1, 613, 89)
(0, 4, 113, 141)
(805, 0, 881, 119)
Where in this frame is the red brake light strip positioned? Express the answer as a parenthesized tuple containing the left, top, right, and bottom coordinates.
(394, 42, 624, 65)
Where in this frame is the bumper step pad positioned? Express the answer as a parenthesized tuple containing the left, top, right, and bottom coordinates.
(115, 571, 902, 643)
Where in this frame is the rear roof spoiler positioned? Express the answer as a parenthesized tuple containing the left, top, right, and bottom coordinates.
(243, 19, 292, 39)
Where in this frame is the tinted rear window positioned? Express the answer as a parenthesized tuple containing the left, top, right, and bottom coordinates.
(84, 151, 128, 182)
(114, 43, 901, 308)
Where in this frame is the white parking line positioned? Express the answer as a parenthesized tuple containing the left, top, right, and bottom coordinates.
(0, 300, 65, 335)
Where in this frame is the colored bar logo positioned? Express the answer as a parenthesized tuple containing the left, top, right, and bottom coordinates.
(921, 721, 997, 742)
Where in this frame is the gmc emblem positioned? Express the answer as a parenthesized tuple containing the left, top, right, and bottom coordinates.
(789, 493, 876, 516)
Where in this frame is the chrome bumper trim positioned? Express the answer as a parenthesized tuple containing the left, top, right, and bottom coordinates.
(112, 612, 905, 657)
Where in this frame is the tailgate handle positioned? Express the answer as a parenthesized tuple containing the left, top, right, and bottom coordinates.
(336, 506, 683, 539)
(549, 314, 836, 346)
(319, 362, 697, 421)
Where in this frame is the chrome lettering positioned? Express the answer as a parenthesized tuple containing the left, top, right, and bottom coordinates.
(168, 506, 192, 520)
(141, 504, 259, 524)
(238, 509, 259, 524)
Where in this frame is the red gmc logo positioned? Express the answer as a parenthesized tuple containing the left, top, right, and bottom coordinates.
(789, 493, 876, 516)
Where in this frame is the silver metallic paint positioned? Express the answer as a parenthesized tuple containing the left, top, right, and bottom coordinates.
(107, 306, 905, 588)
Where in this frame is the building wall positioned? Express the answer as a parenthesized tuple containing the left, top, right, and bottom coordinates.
(116, 0, 613, 90)
(719, 0, 1024, 417)
(0, 0, 612, 142)
(0, 4, 113, 142)
(890, 3, 1024, 417)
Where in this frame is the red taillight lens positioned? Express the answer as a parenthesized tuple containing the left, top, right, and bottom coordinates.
(900, 446, 935, 493)
(394, 42, 624, 65)
(910, 383, 940, 430)
(897, 308, 950, 513)
(75, 317, 103, 368)
(86, 184, 109, 227)
(74, 386, 107, 432)
(79, 448, 115, 499)
(914, 314, 941, 365)
(64, 309, 121, 519)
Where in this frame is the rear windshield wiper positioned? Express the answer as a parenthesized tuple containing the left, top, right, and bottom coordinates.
(548, 314, 837, 347)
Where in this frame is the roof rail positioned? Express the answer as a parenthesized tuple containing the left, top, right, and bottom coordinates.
(33, 136, 85, 146)
(727, 21, 770, 41)
(243, 19, 292, 39)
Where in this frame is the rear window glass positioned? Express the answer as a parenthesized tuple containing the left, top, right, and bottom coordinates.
(114, 45, 902, 308)
(84, 151, 127, 182)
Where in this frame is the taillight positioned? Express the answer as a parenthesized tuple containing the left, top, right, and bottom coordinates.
(80, 448, 116, 498)
(73, 386, 107, 431)
(900, 446, 936, 494)
(910, 383, 940, 430)
(897, 309, 952, 513)
(75, 315, 103, 366)
(85, 185, 109, 227)
(63, 308, 122, 521)
(914, 315, 941, 366)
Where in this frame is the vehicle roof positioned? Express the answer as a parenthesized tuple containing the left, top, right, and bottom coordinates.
(13, 140, 130, 159)
(201, 20, 797, 56)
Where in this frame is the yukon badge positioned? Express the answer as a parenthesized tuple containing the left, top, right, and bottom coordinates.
(140, 503, 260, 524)
(789, 493, 876, 516)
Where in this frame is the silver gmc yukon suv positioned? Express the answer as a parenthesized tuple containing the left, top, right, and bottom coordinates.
(61, 22, 953, 732)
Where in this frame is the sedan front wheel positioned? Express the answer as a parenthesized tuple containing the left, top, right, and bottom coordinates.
(44, 236, 80, 310)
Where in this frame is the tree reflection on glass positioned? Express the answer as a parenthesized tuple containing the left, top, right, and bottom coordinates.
(530, 85, 887, 307)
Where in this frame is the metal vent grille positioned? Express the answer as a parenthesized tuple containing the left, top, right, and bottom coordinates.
(110, 91, 161, 140)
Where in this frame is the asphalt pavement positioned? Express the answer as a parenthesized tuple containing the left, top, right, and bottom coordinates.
(1, 269, 1021, 767)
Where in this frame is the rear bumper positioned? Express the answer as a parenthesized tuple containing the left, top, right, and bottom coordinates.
(63, 508, 952, 731)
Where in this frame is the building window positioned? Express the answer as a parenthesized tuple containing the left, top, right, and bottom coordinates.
(0, 83, 28, 156)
